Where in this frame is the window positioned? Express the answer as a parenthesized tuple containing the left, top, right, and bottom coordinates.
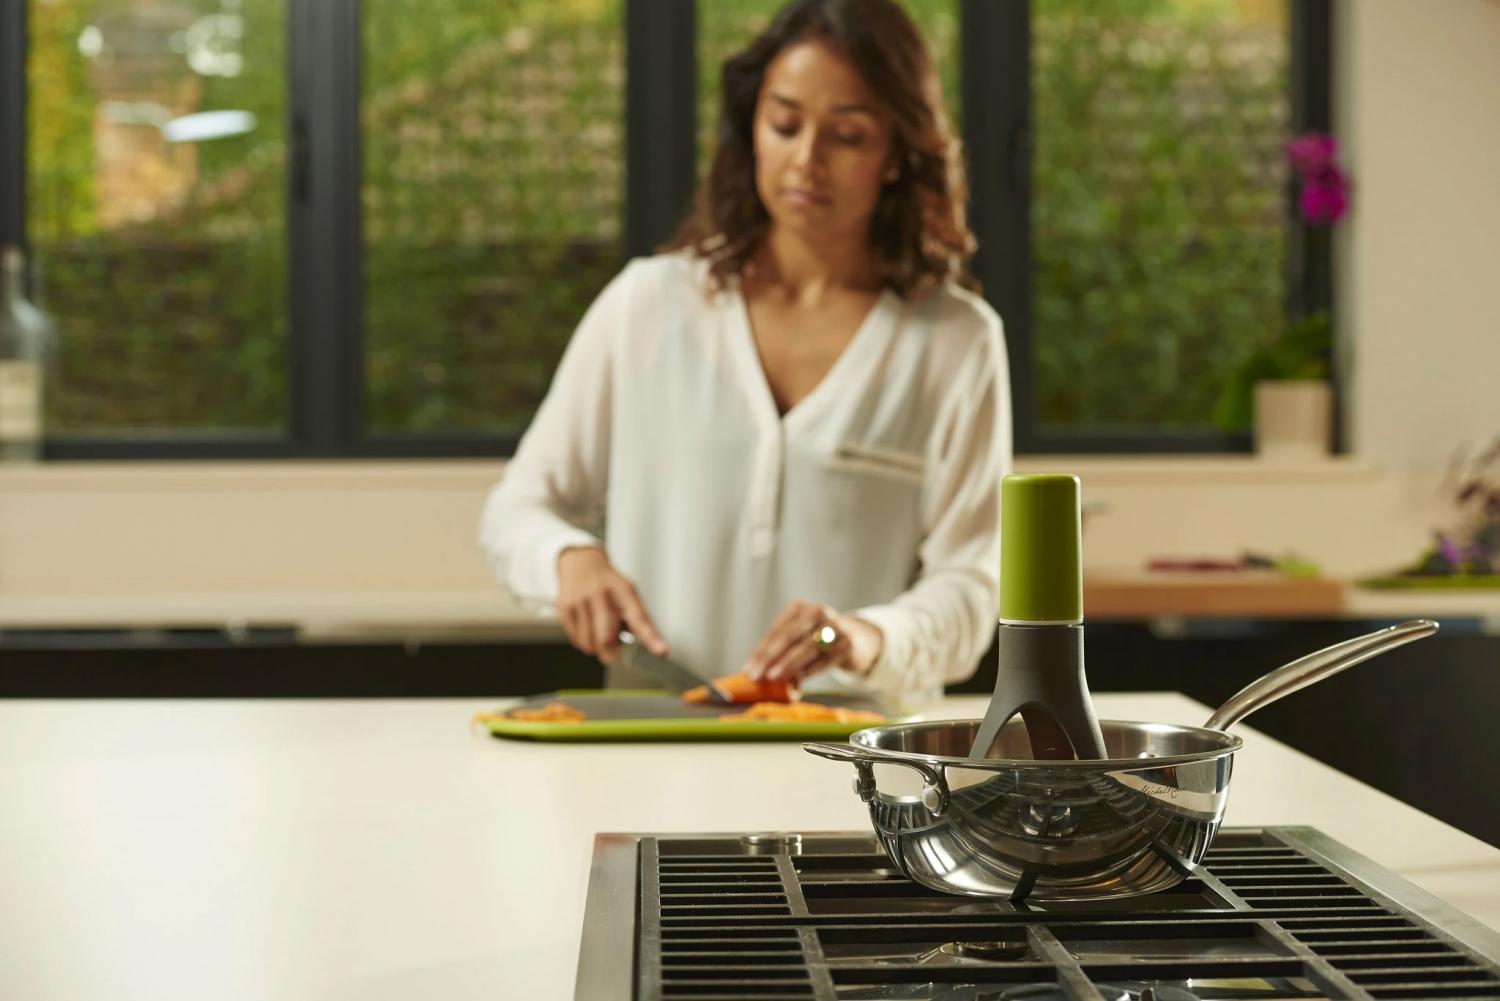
(24, 0, 288, 440)
(0, 0, 1330, 459)
(361, 1, 623, 437)
(4, 0, 630, 457)
(1033, 1, 1291, 432)
(966, 0, 1332, 452)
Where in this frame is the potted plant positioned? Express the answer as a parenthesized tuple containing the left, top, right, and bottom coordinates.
(1361, 436, 1500, 588)
(1214, 132, 1349, 458)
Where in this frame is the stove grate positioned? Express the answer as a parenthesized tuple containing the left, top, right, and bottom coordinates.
(619, 829, 1500, 1001)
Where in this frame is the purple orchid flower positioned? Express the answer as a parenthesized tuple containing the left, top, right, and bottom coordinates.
(1299, 166, 1349, 225)
(1287, 133, 1349, 226)
(1437, 534, 1465, 569)
(1287, 133, 1339, 173)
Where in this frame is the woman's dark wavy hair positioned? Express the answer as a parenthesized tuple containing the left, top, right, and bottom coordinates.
(667, 0, 977, 300)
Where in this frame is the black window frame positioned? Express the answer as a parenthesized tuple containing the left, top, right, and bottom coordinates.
(0, 0, 1329, 460)
(967, 0, 1335, 455)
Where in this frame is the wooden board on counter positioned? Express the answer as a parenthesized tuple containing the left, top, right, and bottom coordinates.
(1084, 569, 1345, 619)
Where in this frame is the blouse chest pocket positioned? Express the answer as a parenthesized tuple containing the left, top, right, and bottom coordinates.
(786, 439, 927, 549)
(825, 441, 927, 485)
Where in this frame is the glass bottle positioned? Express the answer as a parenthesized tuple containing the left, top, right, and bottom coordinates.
(0, 246, 54, 462)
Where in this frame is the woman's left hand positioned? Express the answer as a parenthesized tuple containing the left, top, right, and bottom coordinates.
(742, 600, 884, 684)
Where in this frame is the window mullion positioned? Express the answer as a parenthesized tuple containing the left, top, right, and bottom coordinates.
(962, 0, 1032, 452)
(0, 2, 23, 255)
(289, 0, 363, 455)
(625, 0, 696, 260)
(1291, 0, 1338, 452)
(1290, 0, 1333, 322)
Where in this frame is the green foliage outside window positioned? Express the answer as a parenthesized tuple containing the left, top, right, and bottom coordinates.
(28, 0, 287, 434)
(25, 0, 1294, 443)
(361, 0, 623, 433)
(1032, 0, 1289, 429)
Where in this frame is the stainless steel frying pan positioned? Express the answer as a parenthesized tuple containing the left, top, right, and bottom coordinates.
(804, 619, 1437, 902)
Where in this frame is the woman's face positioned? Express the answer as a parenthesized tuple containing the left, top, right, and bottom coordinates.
(752, 37, 897, 248)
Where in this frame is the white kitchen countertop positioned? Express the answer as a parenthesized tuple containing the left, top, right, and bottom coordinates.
(0, 691, 1495, 1001)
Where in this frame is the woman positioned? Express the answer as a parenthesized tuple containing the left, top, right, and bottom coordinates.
(479, 0, 1011, 708)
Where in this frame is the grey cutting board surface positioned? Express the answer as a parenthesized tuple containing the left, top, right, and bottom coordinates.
(508, 691, 883, 720)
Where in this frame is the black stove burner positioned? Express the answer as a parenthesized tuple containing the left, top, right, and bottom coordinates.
(988, 983, 1311, 1001)
(575, 828, 1500, 1001)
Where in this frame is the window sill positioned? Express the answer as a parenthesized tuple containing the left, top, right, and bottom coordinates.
(0, 454, 1380, 490)
(1015, 454, 1383, 487)
(0, 458, 502, 492)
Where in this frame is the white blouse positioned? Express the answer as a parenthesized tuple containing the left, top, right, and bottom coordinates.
(478, 252, 1011, 708)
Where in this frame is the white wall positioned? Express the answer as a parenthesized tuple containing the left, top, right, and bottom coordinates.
(1339, 0, 1500, 470)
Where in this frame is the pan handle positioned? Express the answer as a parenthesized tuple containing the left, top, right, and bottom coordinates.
(1204, 618, 1439, 731)
(803, 742, 951, 816)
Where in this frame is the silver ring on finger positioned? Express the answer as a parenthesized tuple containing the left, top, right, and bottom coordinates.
(813, 624, 839, 651)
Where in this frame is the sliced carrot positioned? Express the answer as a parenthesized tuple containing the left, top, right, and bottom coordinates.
(506, 701, 588, 723)
(718, 701, 886, 724)
(682, 672, 797, 705)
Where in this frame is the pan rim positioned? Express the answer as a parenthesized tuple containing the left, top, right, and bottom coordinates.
(848, 717, 1244, 770)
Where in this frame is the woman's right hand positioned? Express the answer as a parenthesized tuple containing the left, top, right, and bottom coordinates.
(556, 546, 668, 665)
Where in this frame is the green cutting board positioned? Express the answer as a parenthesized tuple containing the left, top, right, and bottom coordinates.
(476, 689, 891, 742)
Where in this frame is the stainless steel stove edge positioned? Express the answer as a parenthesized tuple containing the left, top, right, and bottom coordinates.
(574, 833, 643, 1001)
(1270, 825, 1500, 972)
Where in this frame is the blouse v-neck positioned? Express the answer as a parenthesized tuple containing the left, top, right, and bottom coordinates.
(730, 283, 900, 431)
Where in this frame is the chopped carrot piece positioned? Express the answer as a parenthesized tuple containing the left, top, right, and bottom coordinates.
(505, 701, 587, 723)
(718, 701, 885, 724)
(683, 672, 797, 705)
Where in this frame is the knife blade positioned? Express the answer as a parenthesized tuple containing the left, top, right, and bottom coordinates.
(617, 631, 732, 704)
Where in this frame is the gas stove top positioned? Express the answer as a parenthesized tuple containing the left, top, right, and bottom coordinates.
(576, 828, 1500, 1000)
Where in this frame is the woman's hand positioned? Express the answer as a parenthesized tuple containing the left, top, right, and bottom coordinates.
(742, 600, 884, 684)
(556, 546, 667, 665)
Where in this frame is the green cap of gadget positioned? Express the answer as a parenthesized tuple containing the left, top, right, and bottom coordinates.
(999, 473, 1083, 623)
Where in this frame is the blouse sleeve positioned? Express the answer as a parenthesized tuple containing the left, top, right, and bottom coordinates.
(476, 261, 641, 606)
(837, 309, 1012, 703)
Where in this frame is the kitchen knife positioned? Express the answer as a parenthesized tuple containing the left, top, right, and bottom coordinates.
(618, 631, 732, 704)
